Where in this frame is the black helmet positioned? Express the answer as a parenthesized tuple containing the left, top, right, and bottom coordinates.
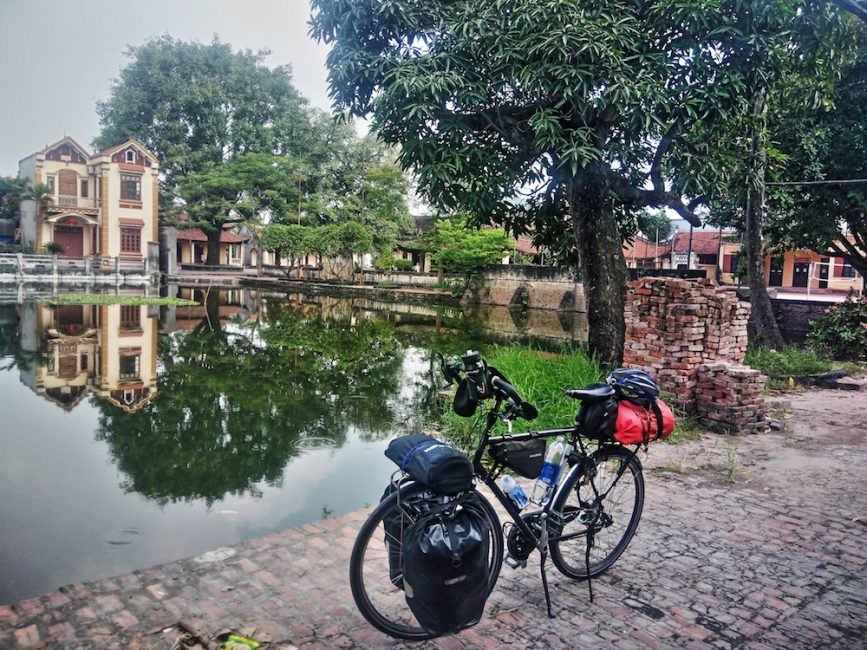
(607, 368, 659, 403)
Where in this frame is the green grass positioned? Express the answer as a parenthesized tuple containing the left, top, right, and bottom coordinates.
(50, 294, 197, 307)
(663, 404, 705, 444)
(744, 346, 836, 378)
(441, 346, 604, 450)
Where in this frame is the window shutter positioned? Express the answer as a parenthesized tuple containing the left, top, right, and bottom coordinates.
(723, 255, 732, 273)
(833, 258, 843, 277)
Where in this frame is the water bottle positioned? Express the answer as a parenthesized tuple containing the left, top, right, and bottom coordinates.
(500, 474, 529, 509)
(531, 437, 568, 505)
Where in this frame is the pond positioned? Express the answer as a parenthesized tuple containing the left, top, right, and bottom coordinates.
(0, 287, 587, 604)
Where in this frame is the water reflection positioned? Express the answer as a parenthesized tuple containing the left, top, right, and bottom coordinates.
(93, 291, 428, 506)
(0, 289, 586, 509)
(8, 301, 158, 413)
(0, 287, 589, 603)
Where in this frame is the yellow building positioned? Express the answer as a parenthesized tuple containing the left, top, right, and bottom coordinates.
(18, 137, 159, 259)
(720, 243, 862, 293)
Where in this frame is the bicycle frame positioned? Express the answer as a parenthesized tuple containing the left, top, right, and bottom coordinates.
(466, 395, 638, 616)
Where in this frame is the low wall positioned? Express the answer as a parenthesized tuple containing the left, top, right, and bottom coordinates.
(353, 271, 446, 287)
(468, 265, 585, 311)
(770, 298, 836, 344)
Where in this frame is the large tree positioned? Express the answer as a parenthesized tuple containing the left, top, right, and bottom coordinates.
(177, 153, 299, 265)
(310, 0, 817, 365)
(765, 22, 867, 290)
(687, 4, 853, 346)
(94, 36, 312, 203)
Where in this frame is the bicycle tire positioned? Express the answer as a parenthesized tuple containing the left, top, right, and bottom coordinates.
(549, 445, 644, 579)
(349, 482, 503, 640)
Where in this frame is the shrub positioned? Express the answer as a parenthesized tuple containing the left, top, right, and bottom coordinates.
(42, 241, 64, 255)
(373, 252, 394, 271)
(393, 258, 414, 271)
(807, 294, 867, 360)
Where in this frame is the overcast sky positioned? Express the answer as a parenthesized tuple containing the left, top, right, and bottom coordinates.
(0, 0, 334, 176)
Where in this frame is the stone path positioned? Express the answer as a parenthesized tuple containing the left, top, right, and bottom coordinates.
(1, 388, 865, 649)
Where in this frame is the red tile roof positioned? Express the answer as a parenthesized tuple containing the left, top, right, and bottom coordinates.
(515, 234, 540, 255)
(671, 231, 724, 255)
(175, 228, 249, 243)
(623, 236, 672, 260)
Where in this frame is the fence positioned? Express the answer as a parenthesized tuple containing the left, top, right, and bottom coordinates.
(0, 253, 157, 286)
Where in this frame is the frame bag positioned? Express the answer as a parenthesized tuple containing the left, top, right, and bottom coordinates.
(488, 438, 546, 478)
(402, 493, 491, 636)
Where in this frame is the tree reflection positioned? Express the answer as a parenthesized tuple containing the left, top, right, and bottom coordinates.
(94, 296, 413, 506)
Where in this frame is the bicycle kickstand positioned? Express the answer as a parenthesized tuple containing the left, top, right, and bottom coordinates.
(538, 513, 556, 619)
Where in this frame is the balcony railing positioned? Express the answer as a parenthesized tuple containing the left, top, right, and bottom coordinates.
(54, 195, 97, 209)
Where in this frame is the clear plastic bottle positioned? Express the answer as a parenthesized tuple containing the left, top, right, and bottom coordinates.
(531, 436, 568, 505)
(500, 474, 529, 509)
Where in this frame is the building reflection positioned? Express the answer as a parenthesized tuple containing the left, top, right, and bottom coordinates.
(17, 301, 157, 412)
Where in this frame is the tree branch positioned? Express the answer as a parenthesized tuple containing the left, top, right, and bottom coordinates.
(608, 173, 703, 226)
(650, 121, 683, 192)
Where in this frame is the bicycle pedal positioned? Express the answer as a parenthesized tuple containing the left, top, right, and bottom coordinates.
(504, 554, 527, 570)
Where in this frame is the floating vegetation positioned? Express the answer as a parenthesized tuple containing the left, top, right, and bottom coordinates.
(50, 294, 198, 307)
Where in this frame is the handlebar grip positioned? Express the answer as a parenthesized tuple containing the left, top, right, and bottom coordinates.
(565, 389, 582, 398)
(491, 375, 521, 404)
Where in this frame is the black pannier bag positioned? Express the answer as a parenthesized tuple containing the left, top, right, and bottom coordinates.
(488, 438, 546, 478)
(380, 483, 405, 589)
(402, 493, 491, 636)
(576, 390, 619, 440)
(385, 434, 474, 495)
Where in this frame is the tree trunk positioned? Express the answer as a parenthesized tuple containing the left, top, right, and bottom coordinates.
(745, 88, 785, 349)
(205, 290, 221, 333)
(568, 166, 628, 368)
(206, 229, 221, 266)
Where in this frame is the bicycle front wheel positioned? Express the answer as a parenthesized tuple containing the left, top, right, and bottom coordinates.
(349, 482, 503, 640)
(550, 445, 644, 579)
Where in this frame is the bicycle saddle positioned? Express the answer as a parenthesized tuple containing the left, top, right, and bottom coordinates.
(564, 384, 615, 403)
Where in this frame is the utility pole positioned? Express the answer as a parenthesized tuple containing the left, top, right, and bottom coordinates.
(687, 223, 694, 270)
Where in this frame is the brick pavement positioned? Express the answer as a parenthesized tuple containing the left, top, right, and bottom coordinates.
(1, 395, 866, 649)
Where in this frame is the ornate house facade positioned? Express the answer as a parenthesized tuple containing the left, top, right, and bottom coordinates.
(18, 137, 159, 259)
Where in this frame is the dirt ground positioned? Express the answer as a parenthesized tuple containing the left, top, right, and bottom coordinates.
(644, 385, 867, 508)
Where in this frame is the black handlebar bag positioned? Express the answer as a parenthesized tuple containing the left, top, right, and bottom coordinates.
(385, 434, 474, 495)
(402, 493, 491, 636)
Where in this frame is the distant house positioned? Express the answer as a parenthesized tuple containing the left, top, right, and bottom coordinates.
(669, 230, 728, 277)
(18, 137, 159, 259)
(721, 243, 863, 293)
(174, 227, 249, 267)
(623, 235, 672, 269)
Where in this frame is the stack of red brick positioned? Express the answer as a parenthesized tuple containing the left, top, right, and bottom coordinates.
(624, 277, 765, 432)
(695, 362, 766, 432)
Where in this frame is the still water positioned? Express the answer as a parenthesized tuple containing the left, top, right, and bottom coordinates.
(0, 288, 586, 603)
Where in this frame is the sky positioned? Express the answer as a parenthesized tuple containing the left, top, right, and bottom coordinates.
(0, 0, 334, 176)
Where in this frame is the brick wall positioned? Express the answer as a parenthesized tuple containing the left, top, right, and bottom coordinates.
(624, 277, 766, 432)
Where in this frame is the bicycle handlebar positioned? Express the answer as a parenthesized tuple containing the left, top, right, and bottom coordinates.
(491, 375, 520, 402)
(492, 375, 538, 420)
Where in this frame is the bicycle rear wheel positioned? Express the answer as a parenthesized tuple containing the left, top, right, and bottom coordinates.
(549, 445, 644, 579)
(349, 482, 503, 640)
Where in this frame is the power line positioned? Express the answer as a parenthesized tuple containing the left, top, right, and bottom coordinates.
(766, 178, 867, 186)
